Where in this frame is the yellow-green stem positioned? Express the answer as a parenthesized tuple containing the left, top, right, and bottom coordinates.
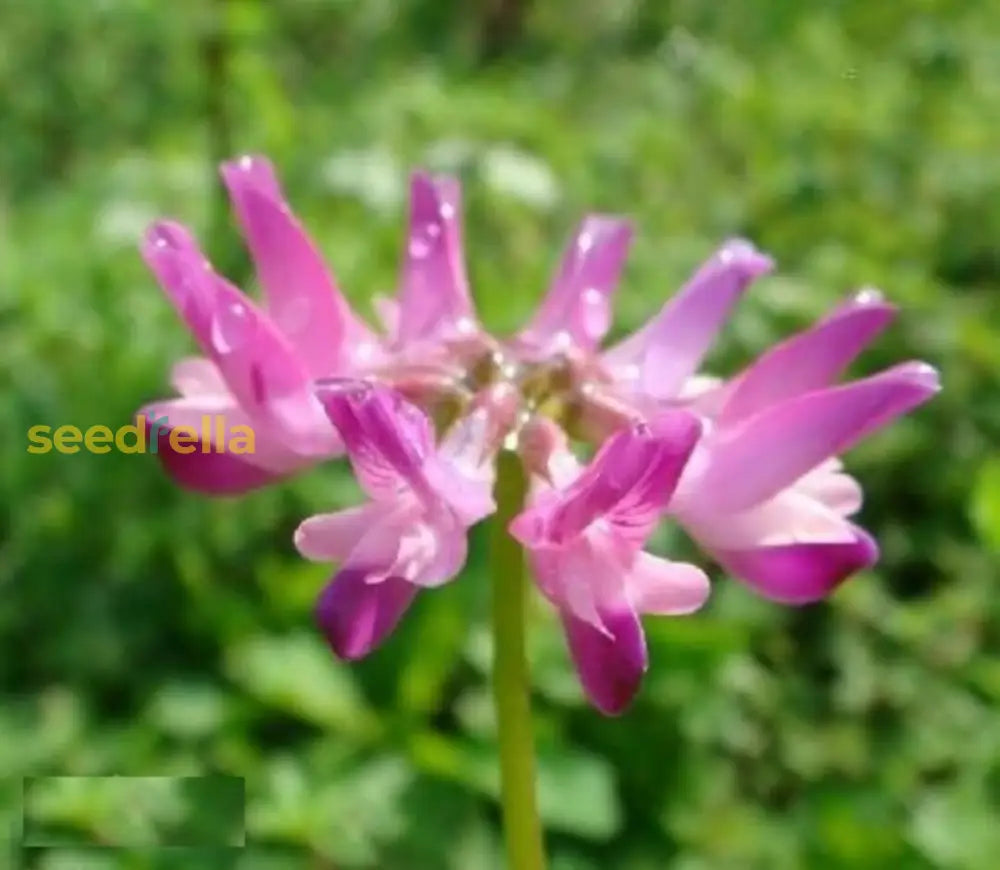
(491, 449, 547, 870)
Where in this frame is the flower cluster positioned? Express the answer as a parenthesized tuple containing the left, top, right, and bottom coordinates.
(139, 156, 938, 714)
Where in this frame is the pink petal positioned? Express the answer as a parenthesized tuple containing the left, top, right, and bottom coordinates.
(720, 289, 896, 426)
(154, 438, 281, 494)
(680, 488, 857, 551)
(715, 524, 879, 604)
(316, 569, 419, 660)
(605, 239, 773, 399)
(139, 397, 313, 474)
(628, 553, 710, 615)
(294, 504, 383, 562)
(513, 411, 700, 547)
(561, 607, 647, 716)
(143, 222, 335, 455)
(138, 405, 286, 495)
(794, 464, 864, 516)
(221, 155, 376, 375)
(520, 215, 632, 352)
(170, 357, 227, 397)
(395, 172, 474, 343)
(142, 221, 215, 347)
(315, 379, 434, 501)
(697, 362, 940, 513)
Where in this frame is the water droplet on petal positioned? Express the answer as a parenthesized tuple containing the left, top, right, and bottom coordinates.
(577, 231, 594, 253)
(580, 287, 610, 340)
(409, 236, 432, 259)
(853, 286, 884, 305)
(552, 330, 573, 351)
(440, 202, 455, 221)
(211, 300, 253, 354)
(719, 248, 734, 264)
(238, 155, 254, 171)
(455, 317, 475, 335)
(426, 222, 442, 239)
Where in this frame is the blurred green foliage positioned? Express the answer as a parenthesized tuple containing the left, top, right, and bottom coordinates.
(2, 0, 999, 867)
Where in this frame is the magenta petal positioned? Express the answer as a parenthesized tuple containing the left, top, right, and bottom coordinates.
(720, 289, 897, 425)
(716, 524, 879, 604)
(149, 425, 282, 495)
(562, 607, 647, 716)
(606, 239, 772, 399)
(142, 221, 216, 347)
(315, 379, 434, 499)
(395, 172, 474, 343)
(221, 155, 373, 376)
(316, 569, 419, 660)
(521, 215, 632, 352)
(538, 411, 701, 545)
(143, 221, 332, 452)
(699, 361, 941, 513)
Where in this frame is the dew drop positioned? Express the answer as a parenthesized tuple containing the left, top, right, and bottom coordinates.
(440, 202, 455, 220)
(238, 155, 254, 171)
(211, 300, 252, 354)
(853, 286, 884, 306)
(577, 231, 594, 253)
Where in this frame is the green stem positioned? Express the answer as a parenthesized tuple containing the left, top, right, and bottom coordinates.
(491, 449, 547, 870)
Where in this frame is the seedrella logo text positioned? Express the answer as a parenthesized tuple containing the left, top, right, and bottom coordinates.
(27, 416, 256, 454)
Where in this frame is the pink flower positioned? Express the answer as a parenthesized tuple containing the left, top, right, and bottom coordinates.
(141, 155, 938, 712)
(295, 380, 494, 658)
(137, 157, 479, 493)
(510, 415, 709, 714)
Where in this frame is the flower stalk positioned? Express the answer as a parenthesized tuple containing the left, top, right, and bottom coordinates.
(491, 448, 547, 870)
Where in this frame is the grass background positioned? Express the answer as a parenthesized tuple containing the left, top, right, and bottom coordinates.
(2, 0, 999, 867)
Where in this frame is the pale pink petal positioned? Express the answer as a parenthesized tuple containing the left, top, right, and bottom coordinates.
(720, 289, 896, 426)
(628, 553, 710, 615)
(170, 357, 227, 397)
(680, 488, 857, 551)
(294, 504, 384, 562)
(715, 524, 879, 604)
(520, 215, 632, 352)
(395, 172, 474, 343)
(221, 155, 375, 375)
(696, 362, 940, 513)
(605, 239, 772, 399)
(795, 466, 864, 516)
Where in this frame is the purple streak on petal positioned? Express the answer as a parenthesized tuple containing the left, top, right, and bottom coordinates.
(521, 215, 632, 351)
(535, 411, 701, 546)
(720, 289, 897, 426)
(699, 361, 940, 513)
(716, 524, 879, 604)
(315, 379, 435, 500)
(221, 155, 374, 376)
(316, 568, 419, 660)
(395, 172, 474, 343)
(562, 607, 647, 716)
(605, 239, 773, 399)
